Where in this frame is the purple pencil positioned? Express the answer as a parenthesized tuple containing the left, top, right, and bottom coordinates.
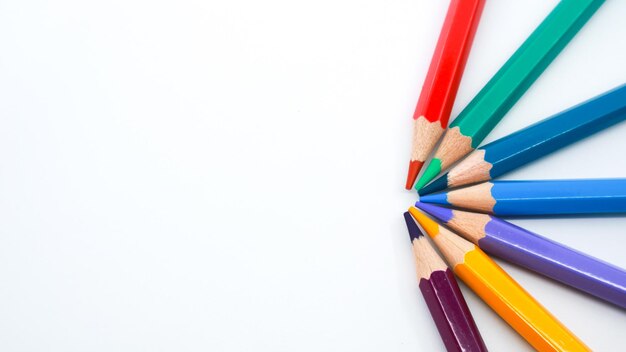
(403, 212, 487, 351)
(415, 202, 626, 309)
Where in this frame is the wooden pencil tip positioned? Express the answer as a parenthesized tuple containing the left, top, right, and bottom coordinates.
(415, 158, 442, 191)
(419, 173, 449, 196)
(420, 191, 450, 206)
(408, 207, 440, 239)
(415, 202, 454, 223)
(403, 211, 423, 241)
(405, 160, 424, 190)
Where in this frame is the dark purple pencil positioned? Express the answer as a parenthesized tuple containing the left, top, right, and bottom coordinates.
(414, 202, 626, 309)
(403, 212, 488, 352)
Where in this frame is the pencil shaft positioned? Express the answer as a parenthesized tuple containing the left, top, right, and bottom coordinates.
(419, 269, 488, 352)
(413, 0, 485, 126)
(455, 249, 590, 351)
(449, 0, 604, 144)
(489, 179, 626, 215)
(480, 217, 626, 308)
(485, 84, 626, 177)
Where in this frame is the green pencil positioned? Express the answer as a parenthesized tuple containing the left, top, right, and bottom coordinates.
(415, 0, 604, 191)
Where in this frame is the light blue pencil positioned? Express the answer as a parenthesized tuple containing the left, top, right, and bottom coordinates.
(420, 179, 626, 216)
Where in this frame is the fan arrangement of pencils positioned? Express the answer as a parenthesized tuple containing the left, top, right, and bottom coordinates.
(402, 0, 626, 350)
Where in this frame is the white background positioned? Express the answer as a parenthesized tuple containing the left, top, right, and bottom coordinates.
(0, 0, 625, 351)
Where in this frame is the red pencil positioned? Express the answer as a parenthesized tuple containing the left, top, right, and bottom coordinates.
(406, 0, 485, 190)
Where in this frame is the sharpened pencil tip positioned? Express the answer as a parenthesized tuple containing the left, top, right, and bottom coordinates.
(403, 211, 423, 241)
(405, 160, 424, 190)
(419, 173, 449, 195)
(415, 158, 442, 191)
(408, 207, 440, 239)
(414, 202, 454, 223)
(420, 191, 450, 206)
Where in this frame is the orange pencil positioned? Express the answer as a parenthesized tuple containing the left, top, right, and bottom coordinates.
(408, 207, 590, 351)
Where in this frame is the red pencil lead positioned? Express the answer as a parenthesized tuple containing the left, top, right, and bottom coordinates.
(405, 160, 423, 190)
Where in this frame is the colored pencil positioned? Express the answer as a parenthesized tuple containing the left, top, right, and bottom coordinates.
(420, 178, 626, 216)
(405, 0, 486, 190)
(419, 84, 626, 195)
(408, 207, 589, 351)
(414, 0, 605, 191)
(414, 202, 626, 308)
(403, 212, 487, 351)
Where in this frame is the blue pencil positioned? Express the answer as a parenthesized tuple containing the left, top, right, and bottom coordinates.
(419, 178, 626, 216)
(419, 83, 626, 195)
